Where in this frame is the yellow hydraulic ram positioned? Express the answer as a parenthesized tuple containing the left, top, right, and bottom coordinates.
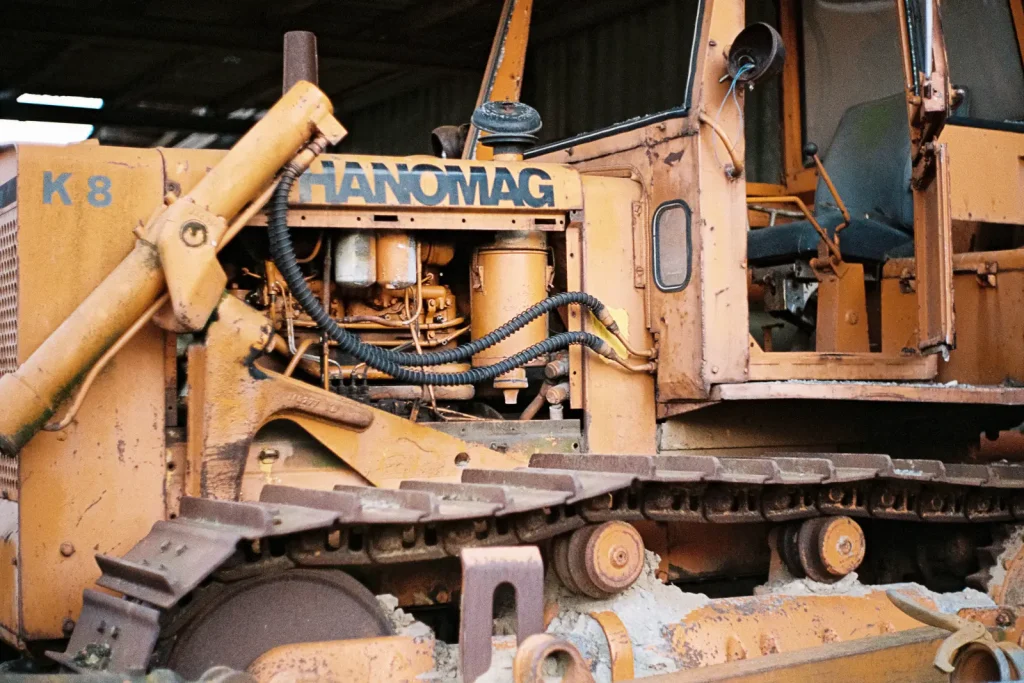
(0, 81, 345, 455)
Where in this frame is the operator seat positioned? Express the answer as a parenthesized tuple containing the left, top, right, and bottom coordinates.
(747, 93, 914, 265)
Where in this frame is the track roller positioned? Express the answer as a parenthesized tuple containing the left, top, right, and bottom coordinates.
(552, 522, 645, 598)
(780, 516, 866, 583)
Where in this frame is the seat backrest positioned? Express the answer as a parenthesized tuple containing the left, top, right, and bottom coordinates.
(815, 93, 913, 232)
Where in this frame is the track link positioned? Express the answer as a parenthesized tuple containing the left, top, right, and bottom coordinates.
(52, 451, 1024, 673)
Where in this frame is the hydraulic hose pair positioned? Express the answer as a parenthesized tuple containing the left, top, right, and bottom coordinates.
(267, 165, 651, 386)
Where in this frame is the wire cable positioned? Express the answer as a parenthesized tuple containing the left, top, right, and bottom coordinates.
(267, 167, 629, 385)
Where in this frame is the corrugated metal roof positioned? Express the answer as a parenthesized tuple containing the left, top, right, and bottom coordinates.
(0, 0, 786, 184)
(337, 0, 705, 155)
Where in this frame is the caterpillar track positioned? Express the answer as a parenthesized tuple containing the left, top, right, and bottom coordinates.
(53, 451, 1024, 674)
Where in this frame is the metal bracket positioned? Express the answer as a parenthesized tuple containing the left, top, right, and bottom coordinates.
(153, 199, 230, 332)
(459, 546, 545, 683)
(47, 589, 161, 674)
(887, 590, 1024, 678)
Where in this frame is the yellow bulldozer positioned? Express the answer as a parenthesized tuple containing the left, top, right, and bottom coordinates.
(3, 0, 1024, 680)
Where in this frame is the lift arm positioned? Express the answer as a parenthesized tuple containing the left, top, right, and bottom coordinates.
(0, 82, 345, 456)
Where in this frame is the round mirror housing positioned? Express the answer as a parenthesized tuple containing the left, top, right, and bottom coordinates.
(728, 22, 786, 84)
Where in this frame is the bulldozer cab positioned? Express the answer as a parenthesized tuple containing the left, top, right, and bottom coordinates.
(532, 0, 1024, 401)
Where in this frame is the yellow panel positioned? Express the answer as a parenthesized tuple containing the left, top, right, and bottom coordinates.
(160, 148, 226, 197)
(579, 176, 656, 454)
(15, 143, 165, 356)
(941, 125, 1024, 225)
(882, 256, 1024, 386)
(11, 143, 167, 640)
(19, 329, 165, 639)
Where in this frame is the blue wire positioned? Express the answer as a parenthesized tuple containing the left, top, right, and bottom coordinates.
(711, 62, 756, 169)
(716, 63, 756, 121)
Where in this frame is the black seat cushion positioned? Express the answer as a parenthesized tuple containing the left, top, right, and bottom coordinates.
(748, 215, 912, 265)
(748, 93, 914, 266)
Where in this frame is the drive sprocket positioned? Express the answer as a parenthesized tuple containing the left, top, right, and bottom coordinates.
(154, 568, 393, 678)
(969, 524, 1024, 605)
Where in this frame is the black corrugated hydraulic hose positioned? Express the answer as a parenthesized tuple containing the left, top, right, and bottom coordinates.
(266, 166, 618, 385)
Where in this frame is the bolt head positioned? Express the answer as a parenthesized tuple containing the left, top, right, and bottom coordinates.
(610, 546, 629, 569)
(62, 618, 76, 635)
(180, 220, 209, 248)
(258, 448, 280, 465)
(60, 542, 75, 557)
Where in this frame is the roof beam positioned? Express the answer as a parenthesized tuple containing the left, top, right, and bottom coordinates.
(531, 0, 668, 43)
(331, 0, 669, 117)
(106, 50, 196, 109)
(336, 71, 448, 114)
(353, 0, 490, 40)
(0, 101, 253, 135)
(0, 4, 483, 75)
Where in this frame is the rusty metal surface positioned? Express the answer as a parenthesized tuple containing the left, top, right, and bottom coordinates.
(566, 525, 612, 599)
(796, 517, 866, 583)
(636, 626, 947, 683)
(512, 633, 595, 683)
(973, 526, 1024, 605)
(552, 533, 580, 594)
(162, 569, 392, 679)
(427, 418, 583, 456)
(556, 522, 644, 599)
(582, 521, 645, 594)
(58, 450, 1024, 673)
(282, 31, 318, 93)
(460, 547, 545, 683)
(246, 635, 434, 683)
(666, 590, 943, 671)
(886, 590, 1024, 681)
(47, 589, 160, 674)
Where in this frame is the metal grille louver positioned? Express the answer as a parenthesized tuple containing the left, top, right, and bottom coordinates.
(0, 210, 17, 376)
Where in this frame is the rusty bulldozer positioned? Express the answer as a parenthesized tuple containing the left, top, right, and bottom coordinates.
(4, 0, 1024, 680)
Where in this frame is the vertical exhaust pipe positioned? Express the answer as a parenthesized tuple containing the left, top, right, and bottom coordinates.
(283, 31, 319, 91)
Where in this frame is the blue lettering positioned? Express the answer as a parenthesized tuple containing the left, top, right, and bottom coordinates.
(87, 175, 112, 207)
(371, 163, 412, 204)
(519, 168, 555, 208)
(43, 171, 71, 205)
(446, 166, 489, 205)
(490, 168, 519, 205)
(410, 164, 447, 206)
(337, 161, 375, 203)
(298, 161, 340, 203)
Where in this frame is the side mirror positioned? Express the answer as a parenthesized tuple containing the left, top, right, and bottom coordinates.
(728, 22, 786, 84)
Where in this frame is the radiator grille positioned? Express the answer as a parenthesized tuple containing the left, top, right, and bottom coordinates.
(0, 211, 17, 376)
(0, 454, 16, 501)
